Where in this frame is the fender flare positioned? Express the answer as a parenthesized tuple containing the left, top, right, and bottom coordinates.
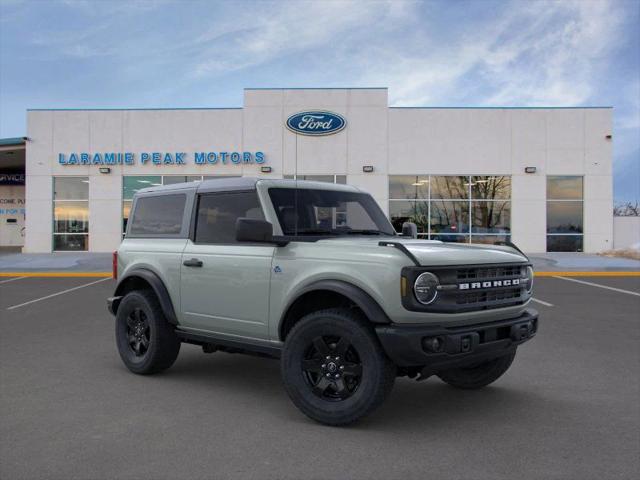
(113, 268, 178, 325)
(281, 279, 391, 338)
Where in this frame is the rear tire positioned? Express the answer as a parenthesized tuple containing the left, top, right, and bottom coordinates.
(281, 308, 396, 426)
(115, 290, 180, 375)
(437, 349, 516, 389)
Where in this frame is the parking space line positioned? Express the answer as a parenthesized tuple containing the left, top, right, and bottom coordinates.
(6, 278, 111, 311)
(0, 276, 27, 285)
(531, 298, 554, 307)
(553, 276, 640, 297)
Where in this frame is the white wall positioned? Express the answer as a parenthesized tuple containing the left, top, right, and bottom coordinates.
(613, 217, 640, 250)
(25, 90, 613, 253)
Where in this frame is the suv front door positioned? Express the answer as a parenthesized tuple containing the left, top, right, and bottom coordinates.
(180, 190, 274, 340)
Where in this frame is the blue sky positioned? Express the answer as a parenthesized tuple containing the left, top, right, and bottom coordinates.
(1, 0, 638, 202)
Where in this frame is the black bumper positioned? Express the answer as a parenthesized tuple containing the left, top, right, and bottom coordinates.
(375, 309, 538, 372)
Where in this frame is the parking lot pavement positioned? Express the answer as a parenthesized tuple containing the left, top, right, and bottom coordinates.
(1, 277, 639, 480)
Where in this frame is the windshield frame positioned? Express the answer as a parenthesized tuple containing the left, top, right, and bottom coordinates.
(266, 186, 397, 239)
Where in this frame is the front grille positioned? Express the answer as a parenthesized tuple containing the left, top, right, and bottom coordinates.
(401, 262, 531, 313)
(456, 265, 525, 281)
(456, 287, 523, 306)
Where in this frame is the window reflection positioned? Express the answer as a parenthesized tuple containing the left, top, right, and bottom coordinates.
(54, 177, 89, 200)
(123, 176, 161, 200)
(471, 201, 510, 233)
(547, 235, 583, 252)
(430, 201, 469, 234)
(471, 176, 510, 200)
(53, 177, 88, 251)
(388, 176, 429, 199)
(54, 202, 89, 233)
(389, 201, 428, 234)
(547, 176, 583, 200)
(431, 176, 469, 199)
(431, 234, 470, 243)
(471, 234, 511, 245)
(547, 201, 583, 233)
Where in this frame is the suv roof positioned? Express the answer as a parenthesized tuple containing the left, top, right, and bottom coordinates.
(137, 177, 361, 195)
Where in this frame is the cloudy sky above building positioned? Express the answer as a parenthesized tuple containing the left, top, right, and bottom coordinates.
(1, 0, 638, 202)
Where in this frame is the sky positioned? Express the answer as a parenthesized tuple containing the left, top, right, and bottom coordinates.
(0, 0, 638, 203)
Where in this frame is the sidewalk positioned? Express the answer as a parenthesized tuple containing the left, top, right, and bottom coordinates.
(1, 250, 639, 275)
(0, 251, 112, 273)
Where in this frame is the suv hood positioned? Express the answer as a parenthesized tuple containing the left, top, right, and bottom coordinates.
(316, 237, 528, 266)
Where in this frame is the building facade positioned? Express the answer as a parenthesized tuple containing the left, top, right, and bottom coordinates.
(20, 88, 613, 253)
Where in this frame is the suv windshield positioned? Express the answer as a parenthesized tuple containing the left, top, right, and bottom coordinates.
(268, 188, 396, 237)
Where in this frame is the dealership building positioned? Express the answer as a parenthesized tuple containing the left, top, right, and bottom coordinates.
(0, 88, 613, 253)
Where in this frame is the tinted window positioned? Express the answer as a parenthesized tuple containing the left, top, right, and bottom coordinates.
(129, 194, 186, 236)
(195, 191, 264, 244)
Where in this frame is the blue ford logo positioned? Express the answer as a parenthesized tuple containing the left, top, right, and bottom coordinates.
(286, 111, 346, 136)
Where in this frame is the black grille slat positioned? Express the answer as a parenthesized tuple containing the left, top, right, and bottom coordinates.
(457, 266, 523, 281)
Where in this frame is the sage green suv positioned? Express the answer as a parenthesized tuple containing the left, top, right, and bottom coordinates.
(108, 177, 537, 425)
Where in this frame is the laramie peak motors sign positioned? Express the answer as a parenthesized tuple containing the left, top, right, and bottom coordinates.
(57, 151, 265, 166)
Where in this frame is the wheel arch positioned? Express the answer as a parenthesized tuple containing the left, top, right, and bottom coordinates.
(113, 268, 178, 325)
(279, 280, 391, 341)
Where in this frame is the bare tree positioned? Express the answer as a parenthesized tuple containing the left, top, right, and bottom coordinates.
(613, 201, 639, 216)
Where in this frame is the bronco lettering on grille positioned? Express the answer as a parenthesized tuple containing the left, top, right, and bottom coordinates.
(458, 279, 520, 290)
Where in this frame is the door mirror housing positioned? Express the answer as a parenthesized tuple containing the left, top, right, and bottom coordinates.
(402, 222, 418, 239)
(236, 218, 288, 246)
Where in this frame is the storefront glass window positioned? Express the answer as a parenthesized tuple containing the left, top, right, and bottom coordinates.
(389, 175, 511, 244)
(389, 176, 429, 199)
(431, 176, 469, 199)
(53, 177, 88, 251)
(388, 201, 429, 236)
(546, 176, 583, 252)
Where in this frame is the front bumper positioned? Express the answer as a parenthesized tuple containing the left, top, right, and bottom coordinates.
(375, 309, 538, 372)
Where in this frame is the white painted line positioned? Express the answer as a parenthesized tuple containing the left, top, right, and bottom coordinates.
(531, 298, 554, 307)
(6, 278, 110, 310)
(553, 276, 640, 297)
(0, 276, 27, 285)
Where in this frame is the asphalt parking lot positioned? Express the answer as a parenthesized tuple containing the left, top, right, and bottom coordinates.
(1, 275, 639, 480)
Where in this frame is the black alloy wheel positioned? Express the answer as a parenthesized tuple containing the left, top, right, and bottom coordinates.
(281, 308, 396, 426)
(126, 308, 150, 357)
(302, 335, 363, 401)
(115, 290, 181, 375)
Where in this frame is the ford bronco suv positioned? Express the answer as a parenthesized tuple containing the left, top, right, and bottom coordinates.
(108, 177, 537, 425)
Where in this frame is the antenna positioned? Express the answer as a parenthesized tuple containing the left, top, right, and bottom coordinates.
(294, 133, 298, 236)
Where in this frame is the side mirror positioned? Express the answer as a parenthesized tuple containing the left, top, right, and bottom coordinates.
(236, 218, 274, 243)
(402, 222, 418, 239)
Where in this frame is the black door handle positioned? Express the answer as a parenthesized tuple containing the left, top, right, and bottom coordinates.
(183, 258, 203, 267)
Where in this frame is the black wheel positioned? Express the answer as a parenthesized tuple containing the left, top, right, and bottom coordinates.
(437, 349, 516, 389)
(281, 308, 396, 426)
(115, 290, 180, 375)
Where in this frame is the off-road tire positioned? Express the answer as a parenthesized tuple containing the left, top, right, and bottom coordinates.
(281, 308, 396, 426)
(437, 349, 516, 389)
(115, 290, 180, 375)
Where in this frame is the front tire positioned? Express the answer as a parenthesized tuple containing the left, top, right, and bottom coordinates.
(437, 349, 516, 389)
(115, 290, 180, 375)
(281, 308, 396, 426)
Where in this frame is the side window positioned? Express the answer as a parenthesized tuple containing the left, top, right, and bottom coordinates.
(129, 194, 186, 236)
(195, 191, 264, 244)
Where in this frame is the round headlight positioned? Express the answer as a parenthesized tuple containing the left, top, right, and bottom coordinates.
(526, 266, 534, 293)
(414, 272, 439, 305)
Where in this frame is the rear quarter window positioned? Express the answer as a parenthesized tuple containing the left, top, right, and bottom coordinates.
(129, 194, 186, 236)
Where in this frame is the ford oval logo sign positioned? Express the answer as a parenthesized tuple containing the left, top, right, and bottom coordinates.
(286, 111, 346, 136)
